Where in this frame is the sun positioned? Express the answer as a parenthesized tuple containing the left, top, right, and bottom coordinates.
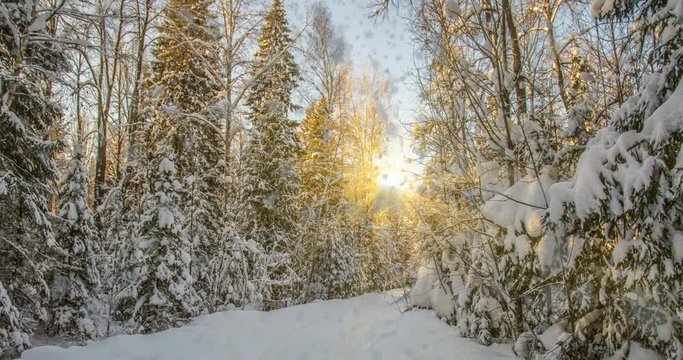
(378, 169, 405, 189)
(374, 135, 419, 192)
(375, 153, 412, 191)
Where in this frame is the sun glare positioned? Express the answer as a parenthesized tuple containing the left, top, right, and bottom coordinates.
(378, 170, 403, 189)
(376, 155, 413, 191)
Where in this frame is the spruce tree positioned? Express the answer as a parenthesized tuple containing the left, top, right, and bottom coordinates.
(151, 0, 221, 115)
(148, 0, 225, 308)
(245, 0, 300, 116)
(239, 0, 301, 308)
(105, 89, 157, 320)
(50, 144, 101, 339)
(116, 149, 200, 333)
(545, 0, 683, 357)
(0, 280, 29, 358)
(240, 104, 301, 308)
(0, 1, 67, 351)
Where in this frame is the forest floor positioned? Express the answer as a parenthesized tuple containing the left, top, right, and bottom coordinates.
(21, 291, 515, 360)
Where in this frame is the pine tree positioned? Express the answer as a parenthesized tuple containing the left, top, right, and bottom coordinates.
(151, 0, 221, 115)
(238, 0, 302, 308)
(245, 0, 300, 117)
(105, 85, 158, 322)
(545, 0, 683, 357)
(116, 149, 200, 333)
(0, 1, 67, 352)
(49, 144, 101, 339)
(240, 104, 301, 308)
(148, 0, 226, 309)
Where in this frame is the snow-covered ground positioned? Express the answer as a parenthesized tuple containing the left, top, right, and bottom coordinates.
(22, 292, 515, 360)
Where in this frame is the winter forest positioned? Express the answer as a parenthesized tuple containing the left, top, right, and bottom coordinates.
(0, 0, 682, 358)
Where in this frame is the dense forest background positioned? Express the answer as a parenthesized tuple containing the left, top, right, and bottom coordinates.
(1, 0, 682, 359)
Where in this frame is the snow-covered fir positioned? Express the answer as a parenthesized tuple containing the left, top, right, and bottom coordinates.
(49, 144, 101, 340)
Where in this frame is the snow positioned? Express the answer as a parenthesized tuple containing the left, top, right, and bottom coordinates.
(535, 234, 556, 267)
(525, 210, 543, 238)
(657, 319, 673, 342)
(590, 0, 614, 17)
(513, 234, 532, 260)
(482, 172, 554, 233)
(476, 161, 503, 201)
(548, 77, 683, 224)
(612, 236, 636, 264)
(27, 14, 48, 32)
(64, 203, 78, 221)
(159, 158, 176, 174)
(411, 266, 455, 318)
(672, 231, 683, 263)
(570, 137, 611, 218)
(565, 236, 585, 268)
(180, 250, 191, 265)
(77, 319, 97, 340)
(538, 321, 571, 357)
(621, 343, 664, 360)
(149, 290, 168, 306)
(642, 76, 683, 143)
(158, 206, 175, 229)
(22, 293, 515, 360)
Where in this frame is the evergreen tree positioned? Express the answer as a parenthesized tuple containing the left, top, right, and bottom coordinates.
(0, 0, 67, 351)
(116, 149, 200, 333)
(49, 144, 101, 339)
(245, 0, 300, 117)
(544, 0, 683, 357)
(0, 280, 29, 358)
(239, 0, 302, 308)
(240, 104, 301, 308)
(148, 0, 226, 309)
(151, 0, 221, 115)
(105, 81, 160, 322)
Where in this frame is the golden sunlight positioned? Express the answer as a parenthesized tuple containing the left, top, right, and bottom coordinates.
(377, 167, 405, 189)
(375, 151, 413, 191)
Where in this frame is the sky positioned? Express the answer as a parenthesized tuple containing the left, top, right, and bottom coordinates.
(287, 0, 421, 189)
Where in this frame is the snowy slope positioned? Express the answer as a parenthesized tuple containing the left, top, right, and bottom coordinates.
(23, 293, 515, 360)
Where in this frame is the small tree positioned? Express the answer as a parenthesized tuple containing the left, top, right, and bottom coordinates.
(116, 150, 200, 333)
(50, 144, 101, 339)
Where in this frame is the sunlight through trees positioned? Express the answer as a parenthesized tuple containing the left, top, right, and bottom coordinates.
(1, 0, 681, 358)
